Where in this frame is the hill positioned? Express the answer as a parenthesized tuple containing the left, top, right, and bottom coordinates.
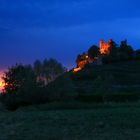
(47, 60, 140, 103)
(72, 60, 140, 91)
(68, 61, 140, 102)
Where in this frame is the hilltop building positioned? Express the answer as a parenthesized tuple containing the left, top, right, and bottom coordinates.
(100, 39, 112, 54)
(73, 39, 112, 72)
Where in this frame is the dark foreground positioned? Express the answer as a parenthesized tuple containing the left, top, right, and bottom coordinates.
(1, 103, 140, 140)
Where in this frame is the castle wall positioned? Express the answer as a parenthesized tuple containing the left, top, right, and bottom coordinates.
(100, 40, 111, 54)
(73, 40, 111, 72)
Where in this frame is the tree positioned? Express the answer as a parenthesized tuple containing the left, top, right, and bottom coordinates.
(88, 45, 99, 58)
(1, 64, 45, 109)
(34, 60, 42, 76)
(109, 40, 119, 62)
(119, 40, 134, 60)
(2, 64, 37, 94)
(43, 58, 66, 83)
(135, 49, 140, 60)
(109, 40, 118, 53)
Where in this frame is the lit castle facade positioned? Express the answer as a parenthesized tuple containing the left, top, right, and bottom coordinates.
(73, 39, 112, 72)
(100, 39, 112, 54)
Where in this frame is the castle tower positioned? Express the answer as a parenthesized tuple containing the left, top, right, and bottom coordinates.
(100, 39, 111, 55)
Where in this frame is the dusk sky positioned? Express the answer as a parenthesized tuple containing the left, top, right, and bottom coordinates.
(0, 0, 140, 71)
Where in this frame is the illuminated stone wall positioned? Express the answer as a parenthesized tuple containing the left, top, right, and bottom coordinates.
(77, 60, 88, 68)
(100, 40, 112, 54)
(73, 40, 111, 72)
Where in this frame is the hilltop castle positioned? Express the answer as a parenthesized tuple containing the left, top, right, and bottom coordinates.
(73, 39, 112, 72)
(100, 39, 112, 54)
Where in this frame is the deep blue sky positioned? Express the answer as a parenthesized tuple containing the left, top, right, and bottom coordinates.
(0, 0, 140, 70)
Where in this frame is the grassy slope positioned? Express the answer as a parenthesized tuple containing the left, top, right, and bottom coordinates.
(71, 61, 140, 95)
(1, 104, 140, 140)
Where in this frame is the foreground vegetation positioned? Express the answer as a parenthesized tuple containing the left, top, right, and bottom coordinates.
(1, 103, 140, 140)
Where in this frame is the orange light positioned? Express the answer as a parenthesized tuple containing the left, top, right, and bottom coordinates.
(0, 71, 4, 92)
(0, 81, 5, 91)
(73, 67, 82, 73)
(100, 40, 111, 55)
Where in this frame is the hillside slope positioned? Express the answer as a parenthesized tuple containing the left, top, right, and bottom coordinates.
(71, 61, 140, 93)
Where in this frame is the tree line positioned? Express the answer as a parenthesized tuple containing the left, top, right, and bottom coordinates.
(1, 39, 140, 110)
(0, 58, 66, 110)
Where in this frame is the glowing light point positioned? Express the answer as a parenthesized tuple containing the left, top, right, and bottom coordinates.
(73, 67, 82, 73)
(0, 81, 5, 92)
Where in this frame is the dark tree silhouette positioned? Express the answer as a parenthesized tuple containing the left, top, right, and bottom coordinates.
(109, 40, 119, 62)
(33, 58, 66, 85)
(34, 60, 42, 76)
(1, 64, 49, 110)
(119, 40, 134, 60)
(43, 58, 66, 84)
(88, 45, 99, 58)
(75, 52, 88, 67)
(135, 49, 140, 60)
(2, 64, 37, 94)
